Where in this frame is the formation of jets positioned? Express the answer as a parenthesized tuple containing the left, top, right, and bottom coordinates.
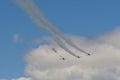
(52, 48, 66, 60)
(51, 48, 91, 60)
(16, 0, 92, 59)
(52, 48, 91, 60)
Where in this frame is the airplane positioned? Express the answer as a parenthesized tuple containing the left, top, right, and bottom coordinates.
(62, 57, 65, 60)
(88, 54, 91, 56)
(52, 48, 81, 59)
(52, 48, 66, 60)
(77, 56, 80, 58)
(52, 48, 57, 53)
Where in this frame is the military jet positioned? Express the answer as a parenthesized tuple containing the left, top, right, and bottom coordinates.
(62, 57, 65, 60)
(88, 54, 91, 56)
(52, 48, 57, 53)
(77, 56, 80, 58)
(52, 48, 66, 60)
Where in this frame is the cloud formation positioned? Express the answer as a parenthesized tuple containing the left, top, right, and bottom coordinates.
(11, 77, 32, 80)
(3, 28, 120, 80)
(21, 28, 120, 80)
(13, 0, 120, 79)
(13, 34, 20, 42)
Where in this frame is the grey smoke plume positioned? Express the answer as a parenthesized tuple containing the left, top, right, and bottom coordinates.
(15, 0, 90, 57)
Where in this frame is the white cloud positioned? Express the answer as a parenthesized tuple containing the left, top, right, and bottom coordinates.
(93, 27, 120, 48)
(4, 28, 120, 80)
(13, 34, 20, 42)
(22, 28, 120, 80)
(13, 0, 120, 79)
(11, 77, 32, 80)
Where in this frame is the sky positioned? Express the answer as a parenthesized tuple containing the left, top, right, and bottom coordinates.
(0, 0, 120, 80)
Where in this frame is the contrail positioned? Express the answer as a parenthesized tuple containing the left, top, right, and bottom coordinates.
(20, 0, 91, 55)
(51, 35, 80, 58)
(15, 0, 90, 58)
(15, 0, 49, 31)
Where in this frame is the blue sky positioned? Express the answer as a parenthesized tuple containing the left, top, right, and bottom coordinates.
(0, 0, 120, 79)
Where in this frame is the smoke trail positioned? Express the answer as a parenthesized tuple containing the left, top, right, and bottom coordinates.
(15, 0, 87, 57)
(51, 35, 80, 58)
(15, 0, 80, 58)
(15, 0, 49, 31)
(21, 0, 91, 55)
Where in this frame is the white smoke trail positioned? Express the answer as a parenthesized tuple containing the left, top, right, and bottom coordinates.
(52, 35, 80, 58)
(15, 0, 49, 31)
(15, 0, 90, 57)
(23, 0, 91, 55)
